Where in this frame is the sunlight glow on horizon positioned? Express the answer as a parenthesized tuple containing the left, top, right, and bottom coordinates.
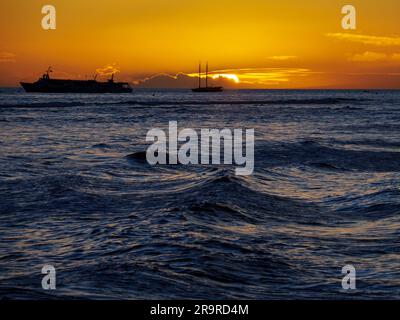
(212, 74, 240, 83)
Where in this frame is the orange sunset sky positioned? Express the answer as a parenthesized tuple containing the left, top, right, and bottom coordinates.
(0, 0, 399, 88)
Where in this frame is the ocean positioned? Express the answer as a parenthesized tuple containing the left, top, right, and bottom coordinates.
(0, 88, 399, 299)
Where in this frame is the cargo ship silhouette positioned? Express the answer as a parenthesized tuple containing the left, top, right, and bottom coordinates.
(21, 67, 132, 93)
(192, 62, 223, 92)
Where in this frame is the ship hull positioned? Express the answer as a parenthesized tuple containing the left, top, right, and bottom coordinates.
(20, 80, 132, 93)
(192, 87, 223, 93)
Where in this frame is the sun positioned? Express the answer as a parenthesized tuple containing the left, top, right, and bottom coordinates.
(212, 74, 240, 83)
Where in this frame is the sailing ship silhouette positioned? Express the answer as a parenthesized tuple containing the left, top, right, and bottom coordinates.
(192, 62, 223, 92)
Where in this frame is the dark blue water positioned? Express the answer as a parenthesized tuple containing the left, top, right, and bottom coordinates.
(0, 88, 400, 299)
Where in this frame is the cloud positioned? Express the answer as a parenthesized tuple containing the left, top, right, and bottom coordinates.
(96, 64, 120, 76)
(326, 33, 400, 46)
(133, 73, 190, 88)
(133, 72, 234, 88)
(0, 52, 16, 63)
(349, 51, 400, 62)
(134, 67, 314, 88)
(267, 56, 297, 61)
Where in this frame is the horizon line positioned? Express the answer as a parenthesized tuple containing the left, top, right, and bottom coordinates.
(1, 86, 400, 91)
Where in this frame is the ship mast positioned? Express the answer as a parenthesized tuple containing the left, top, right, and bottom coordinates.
(44, 66, 52, 79)
(198, 62, 201, 88)
(206, 62, 208, 88)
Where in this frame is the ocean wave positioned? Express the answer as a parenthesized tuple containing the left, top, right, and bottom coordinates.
(332, 188, 400, 219)
(254, 140, 400, 172)
(330, 139, 400, 149)
(0, 102, 84, 108)
(0, 97, 366, 109)
(1, 89, 400, 299)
